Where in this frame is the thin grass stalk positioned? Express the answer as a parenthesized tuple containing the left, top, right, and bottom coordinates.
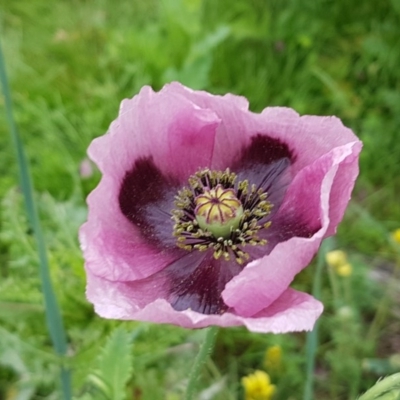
(303, 238, 333, 400)
(185, 326, 219, 400)
(0, 40, 71, 399)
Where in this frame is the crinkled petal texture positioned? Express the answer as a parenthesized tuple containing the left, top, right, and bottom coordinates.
(80, 82, 362, 333)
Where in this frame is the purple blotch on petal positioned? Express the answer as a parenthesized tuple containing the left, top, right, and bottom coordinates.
(234, 134, 294, 211)
(236, 134, 295, 168)
(238, 158, 291, 216)
(167, 251, 243, 315)
(119, 157, 178, 247)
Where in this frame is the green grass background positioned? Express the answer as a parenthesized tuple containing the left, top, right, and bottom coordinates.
(1, 0, 400, 399)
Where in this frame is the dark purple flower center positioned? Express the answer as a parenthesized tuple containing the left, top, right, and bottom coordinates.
(171, 168, 273, 264)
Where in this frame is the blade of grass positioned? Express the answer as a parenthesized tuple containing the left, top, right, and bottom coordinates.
(0, 40, 71, 399)
(185, 326, 219, 400)
(303, 238, 334, 400)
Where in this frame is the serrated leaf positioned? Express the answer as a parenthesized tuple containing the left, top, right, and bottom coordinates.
(96, 327, 134, 400)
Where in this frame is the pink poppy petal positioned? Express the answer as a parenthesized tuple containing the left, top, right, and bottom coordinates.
(222, 141, 359, 316)
(325, 140, 362, 236)
(257, 108, 359, 174)
(240, 288, 323, 333)
(89, 85, 220, 183)
(162, 82, 258, 170)
(87, 266, 322, 333)
(79, 166, 179, 281)
(165, 82, 250, 114)
(80, 221, 176, 282)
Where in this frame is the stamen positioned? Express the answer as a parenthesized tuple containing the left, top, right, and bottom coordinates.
(171, 169, 273, 264)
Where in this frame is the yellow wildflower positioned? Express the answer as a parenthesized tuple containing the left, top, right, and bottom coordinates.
(336, 263, 352, 277)
(264, 345, 282, 372)
(391, 228, 400, 244)
(242, 370, 276, 400)
(325, 250, 347, 268)
(326, 250, 352, 277)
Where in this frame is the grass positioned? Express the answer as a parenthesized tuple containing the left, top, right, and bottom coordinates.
(1, 0, 400, 398)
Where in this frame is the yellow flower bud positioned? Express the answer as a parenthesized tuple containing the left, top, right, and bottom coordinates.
(336, 263, 352, 277)
(264, 345, 282, 371)
(326, 250, 352, 277)
(325, 250, 348, 268)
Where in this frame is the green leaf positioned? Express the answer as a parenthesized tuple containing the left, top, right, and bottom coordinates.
(93, 327, 134, 400)
(358, 373, 400, 400)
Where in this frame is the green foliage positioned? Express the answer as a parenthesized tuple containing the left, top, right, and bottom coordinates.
(88, 327, 134, 400)
(0, 326, 59, 398)
(358, 373, 400, 400)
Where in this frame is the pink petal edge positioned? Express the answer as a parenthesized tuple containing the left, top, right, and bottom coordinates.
(222, 140, 361, 316)
(87, 266, 323, 333)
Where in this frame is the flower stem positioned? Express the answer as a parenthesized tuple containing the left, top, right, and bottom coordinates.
(185, 326, 219, 400)
(357, 373, 400, 400)
(303, 238, 334, 400)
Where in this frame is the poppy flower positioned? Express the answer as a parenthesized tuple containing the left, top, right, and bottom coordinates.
(79, 82, 361, 333)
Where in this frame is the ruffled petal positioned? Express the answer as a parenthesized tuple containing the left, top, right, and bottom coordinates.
(81, 85, 223, 281)
(87, 268, 322, 333)
(89, 85, 220, 181)
(166, 82, 250, 112)
(162, 83, 258, 170)
(257, 108, 359, 175)
(222, 141, 359, 316)
(325, 140, 362, 236)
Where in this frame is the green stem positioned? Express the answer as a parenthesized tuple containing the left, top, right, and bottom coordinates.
(303, 238, 334, 400)
(0, 40, 71, 399)
(185, 326, 219, 400)
(358, 373, 400, 400)
(327, 263, 342, 310)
